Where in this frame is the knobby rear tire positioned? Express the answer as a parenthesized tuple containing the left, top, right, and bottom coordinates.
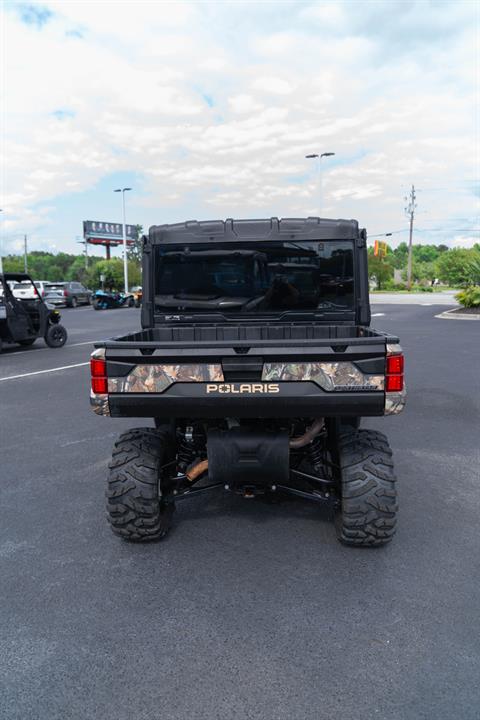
(336, 429, 397, 547)
(106, 427, 175, 542)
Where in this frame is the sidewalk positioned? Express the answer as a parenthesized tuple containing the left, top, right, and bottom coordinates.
(371, 291, 457, 305)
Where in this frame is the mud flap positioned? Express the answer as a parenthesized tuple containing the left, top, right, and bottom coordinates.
(207, 428, 289, 493)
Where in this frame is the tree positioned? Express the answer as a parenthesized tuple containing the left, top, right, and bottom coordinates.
(401, 261, 436, 284)
(86, 259, 141, 291)
(127, 224, 144, 265)
(391, 242, 408, 269)
(435, 248, 478, 287)
(367, 251, 394, 290)
(3, 255, 24, 273)
(412, 244, 440, 264)
(466, 252, 480, 285)
(87, 260, 123, 290)
(67, 256, 90, 283)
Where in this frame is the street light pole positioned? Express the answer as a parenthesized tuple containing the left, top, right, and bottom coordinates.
(114, 187, 132, 293)
(305, 152, 335, 216)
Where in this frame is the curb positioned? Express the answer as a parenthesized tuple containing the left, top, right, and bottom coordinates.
(435, 307, 480, 321)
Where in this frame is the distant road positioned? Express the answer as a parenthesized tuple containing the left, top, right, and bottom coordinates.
(371, 291, 457, 305)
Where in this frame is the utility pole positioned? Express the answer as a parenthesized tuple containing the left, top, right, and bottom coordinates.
(405, 185, 416, 291)
(24, 234, 28, 273)
(77, 237, 88, 270)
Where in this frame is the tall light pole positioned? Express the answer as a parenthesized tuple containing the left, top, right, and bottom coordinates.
(305, 152, 335, 216)
(114, 187, 132, 292)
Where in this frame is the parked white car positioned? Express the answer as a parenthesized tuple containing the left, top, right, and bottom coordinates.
(34, 280, 51, 298)
(11, 281, 38, 299)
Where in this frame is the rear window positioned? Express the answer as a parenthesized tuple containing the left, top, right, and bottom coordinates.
(154, 240, 354, 315)
(46, 284, 65, 291)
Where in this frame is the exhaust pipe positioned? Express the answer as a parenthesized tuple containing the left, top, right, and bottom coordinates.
(186, 459, 209, 482)
(289, 419, 324, 449)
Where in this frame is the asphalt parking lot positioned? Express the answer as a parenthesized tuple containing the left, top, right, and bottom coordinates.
(1, 303, 479, 720)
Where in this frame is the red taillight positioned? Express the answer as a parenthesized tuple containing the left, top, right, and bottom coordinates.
(64, 290, 68, 297)
(386, 355, 404, 375)
(92, 378, 107, 393)
(386, 374, 403, 392)
(90, 357, 107, 394)
(386, 353, 404, 392)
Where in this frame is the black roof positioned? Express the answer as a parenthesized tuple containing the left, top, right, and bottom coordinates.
(1, 273, 35, 282)
(149, 217, 361, 244)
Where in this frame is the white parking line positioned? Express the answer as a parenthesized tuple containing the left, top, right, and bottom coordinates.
(2, 339, 101, 357)
(0, 362, 89, 382)
(68, 340, 101, 348)
(371, 312, 385, 317)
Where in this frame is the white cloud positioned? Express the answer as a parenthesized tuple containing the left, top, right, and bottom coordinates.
(228, 94, 263, 114)
(251, 76, 293, 95)
(1, 0, 478, 253)
(451, 234, 479, 249)
(299, 2, 346, 26)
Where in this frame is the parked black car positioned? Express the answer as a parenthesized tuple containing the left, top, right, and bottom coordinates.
(44, 282, 92, 308)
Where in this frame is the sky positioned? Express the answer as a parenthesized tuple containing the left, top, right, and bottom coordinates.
(1, 0, 478, 258)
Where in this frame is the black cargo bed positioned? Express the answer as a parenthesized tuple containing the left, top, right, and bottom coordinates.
(97, 323, 396, 351)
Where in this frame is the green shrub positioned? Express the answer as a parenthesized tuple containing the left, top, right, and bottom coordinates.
(381, 279, 407, 291)
(455, 287, 480, 308)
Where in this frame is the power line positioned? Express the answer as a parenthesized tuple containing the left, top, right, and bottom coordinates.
(415, 227, 480, 233)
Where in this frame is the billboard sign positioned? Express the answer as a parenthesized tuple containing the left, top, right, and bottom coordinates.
(83, 220, 138, 246)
